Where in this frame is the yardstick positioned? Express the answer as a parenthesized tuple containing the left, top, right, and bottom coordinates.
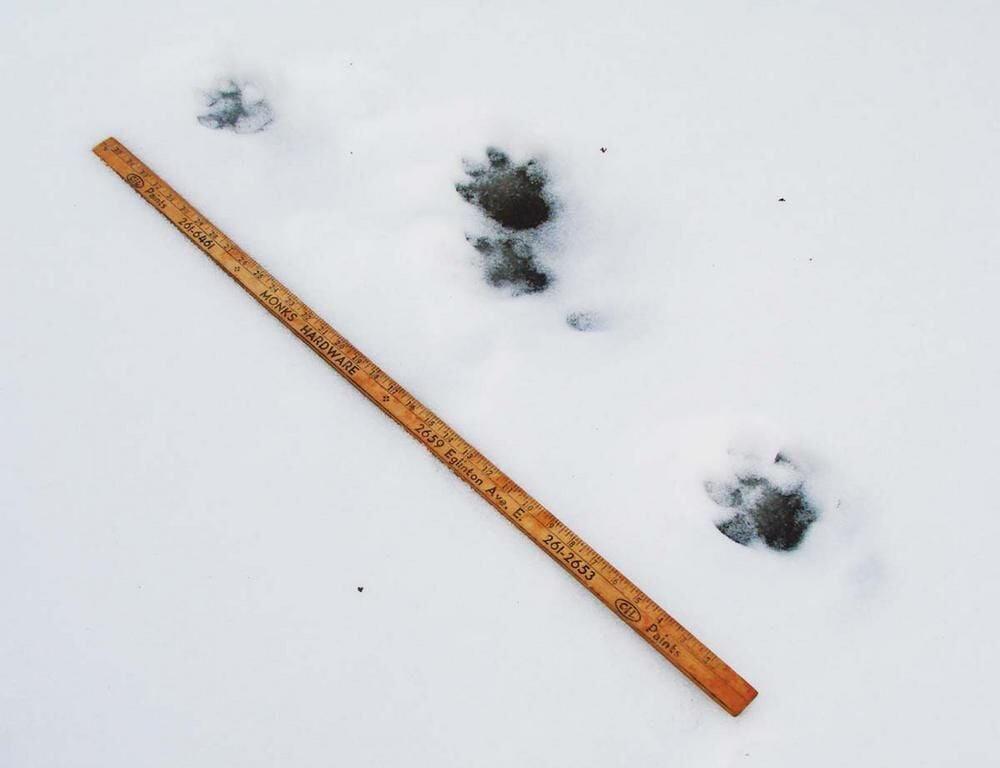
(92, 136, 757, 716)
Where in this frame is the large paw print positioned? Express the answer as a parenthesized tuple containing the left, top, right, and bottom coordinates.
(706, 452, 820, 551)
(456, 148, 556, 295)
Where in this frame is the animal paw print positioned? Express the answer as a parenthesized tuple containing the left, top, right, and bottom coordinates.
(198, 80, 273, 134)
(456, 148, 556, 295)
(706, 452, 819, 551)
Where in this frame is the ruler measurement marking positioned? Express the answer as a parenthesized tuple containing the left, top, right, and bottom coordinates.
(93, 137, 756, 715)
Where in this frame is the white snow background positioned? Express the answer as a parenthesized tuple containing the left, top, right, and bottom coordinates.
(2, 1, 999, 765)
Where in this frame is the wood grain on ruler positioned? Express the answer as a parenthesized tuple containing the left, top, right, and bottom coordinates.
(92, 136, 757, 716)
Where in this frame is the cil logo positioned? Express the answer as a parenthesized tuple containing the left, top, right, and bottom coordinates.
(125, 173, 144, 189)
(614, 598, 641, 622)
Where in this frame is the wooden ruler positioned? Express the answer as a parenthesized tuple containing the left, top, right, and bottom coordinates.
(92, 136, 757, 716)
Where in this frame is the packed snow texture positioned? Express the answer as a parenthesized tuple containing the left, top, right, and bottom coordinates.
(2, 2, 1000, 767)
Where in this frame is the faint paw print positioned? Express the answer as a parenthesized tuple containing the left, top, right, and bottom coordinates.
(198, 80, 273, 134)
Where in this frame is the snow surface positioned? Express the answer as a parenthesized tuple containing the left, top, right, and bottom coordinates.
(2, 1, 1000, 765)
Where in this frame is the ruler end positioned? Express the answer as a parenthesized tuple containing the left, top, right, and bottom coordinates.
(92, 136, 120, 155)
(713, 679, 757, 717)
(727, 686, 758, 717)
(677, 647, 757, 716)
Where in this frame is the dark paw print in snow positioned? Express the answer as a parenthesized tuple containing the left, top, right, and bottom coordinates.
(456, 148, 555, 295)
(706, 453, 819, 551)
(198, 80, 273, 134)
(457, 147, 552, 230)
(472, 236, 550, 293)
